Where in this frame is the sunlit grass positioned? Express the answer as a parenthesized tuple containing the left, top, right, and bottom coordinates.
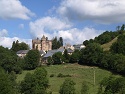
(16, 64, 120, 94)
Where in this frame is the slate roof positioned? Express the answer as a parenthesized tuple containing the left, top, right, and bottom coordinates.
(67, 48, 74, 53)
(17, 50, 46, 56)
(39, 50, 46, 55)
(57, 47, 65, 53)
(43, 50, 57, 58)
(43, 47, 74, 58)
(16, 50, 29, 54)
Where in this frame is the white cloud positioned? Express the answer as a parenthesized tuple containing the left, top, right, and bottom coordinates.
(29, 16, 72, 38)
(19, 24, 24, 29)
(29, 17, 103, 44)
(0, 37, 32, 49)
(58, 27, 103, 44)
(0, 0, 35, 20)
(0, 29, 8, 37)
(57, 0, 125, 24)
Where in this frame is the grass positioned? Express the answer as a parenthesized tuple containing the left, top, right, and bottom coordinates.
(16, 70, 34, 83)
(101, 37, 117, 51)
(16, 64, 121, 94)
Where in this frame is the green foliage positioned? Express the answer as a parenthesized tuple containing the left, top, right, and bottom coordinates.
(83, 39, 95, 46)
(98, 76, 125, 94)
(52, 37, 58, 49)
(0, 67, 16, 94)
(110, 35, 125, 55)
(59, 78, 76, 94)
(59, 37, 63, 46)
(0, 46, 22, 73)
(25, 50, 40, 70)
(69, 50, 80, 63)
(95, 31, 118, 45)
(52, 52, 62, 64)
(119, 24, 125, 34)
(47, 56, 53, 65)
(79, 43, 103, 65)
(52, 37, 63, 49)
(83, 31, 118, 46)
(62, 49, 70, 63)
(99, 53, 125, 74)
(57, 73, 72, 77)
(50, 74, 55, 77)
(20, 68, 49, 94)
(11, 40, 29, 52)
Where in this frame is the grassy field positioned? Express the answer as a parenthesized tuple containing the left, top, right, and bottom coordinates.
(16, 64, 120, 94)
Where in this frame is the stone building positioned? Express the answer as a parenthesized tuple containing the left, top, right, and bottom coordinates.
(32, 35, 52, 51)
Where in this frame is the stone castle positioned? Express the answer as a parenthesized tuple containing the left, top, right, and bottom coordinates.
(32, 35, 52, 51)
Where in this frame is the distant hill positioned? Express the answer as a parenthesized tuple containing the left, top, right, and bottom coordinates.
(101, 37, 118, 51)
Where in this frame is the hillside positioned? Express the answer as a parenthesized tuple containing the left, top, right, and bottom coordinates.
(16, 64, 121, 94)
(101, 37, 118, 51)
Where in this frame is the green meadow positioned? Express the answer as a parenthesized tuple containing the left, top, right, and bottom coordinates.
(16, 64, 120, 94)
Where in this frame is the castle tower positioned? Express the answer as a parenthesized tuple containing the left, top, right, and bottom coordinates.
(32, 35, 52, 51)
(41, 35, 46, 51)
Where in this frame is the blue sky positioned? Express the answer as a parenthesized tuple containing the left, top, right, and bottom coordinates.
(0, 0, 124, 48)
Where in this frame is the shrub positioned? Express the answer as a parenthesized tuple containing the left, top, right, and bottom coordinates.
(50, 74, 55, 77)
(57, 73, 72, 77)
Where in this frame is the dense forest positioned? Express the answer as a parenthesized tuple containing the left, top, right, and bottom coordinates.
(0, 24, 125, 93)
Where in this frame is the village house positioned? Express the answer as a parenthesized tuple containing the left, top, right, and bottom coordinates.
(73, 44, 85, 50)
(16, 50, 29, 58)
(16, 50, 46, 58)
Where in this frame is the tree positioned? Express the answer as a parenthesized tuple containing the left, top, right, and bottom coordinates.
(110, 35, 125, 55)
(83, 40, 89, 46)
(59, 37, 63, 46)
(83, 31, 118, 46)
(79, 43, 103, 66)
(116, 26, 120, 31)
(59, 78, 76, 94)
(52, 37, 58, 49)
(120, 24, 125, 31)
(69, 50, 80, 63)
(52, 52, 62, 64)
(47, 56, 53, 65)
(62, 49, 70, 63)
(98, 76, 125, 94)
(52, 37, 63, 49)
(0, 67, 16, 94)
(0, 46, 22, 74)
(20, 73, 34, 94)
(19, 42, 30, 50)
(20, 68, 49, 94)
(11, 40, 20, 52)
(25, 50, 40, 70)
(11, 40, 29, 52)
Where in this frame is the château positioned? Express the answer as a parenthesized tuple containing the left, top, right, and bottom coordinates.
(32, 35, 52, 51)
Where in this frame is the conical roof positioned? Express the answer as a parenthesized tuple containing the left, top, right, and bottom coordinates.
(41, 35, 46, 40)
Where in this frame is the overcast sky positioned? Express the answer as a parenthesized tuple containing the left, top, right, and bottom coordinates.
(0, 0, 124, 48)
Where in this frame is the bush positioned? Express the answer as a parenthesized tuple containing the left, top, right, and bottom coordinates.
(57, 73, 71, 77)
(59, 78, 76, 94)
(50, 74, 55, 77)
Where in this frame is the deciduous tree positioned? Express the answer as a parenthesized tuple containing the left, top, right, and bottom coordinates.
(20, 68, 49, 94)
(25, 50, 40, 70)
(59, 78, 76, 94)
